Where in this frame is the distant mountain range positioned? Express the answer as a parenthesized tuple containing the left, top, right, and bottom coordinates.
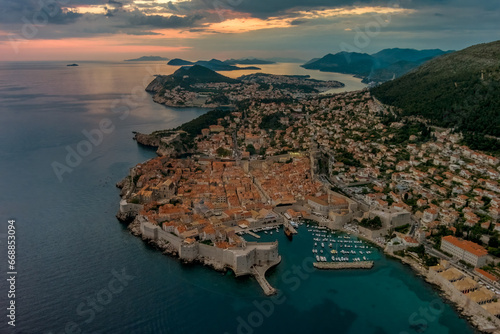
(125, 56, 169, 61)
(371, 40, 500, 152)
(301, 48, 453, 83)
(224, 58, 275, 65)
(167, 58, 264, 71)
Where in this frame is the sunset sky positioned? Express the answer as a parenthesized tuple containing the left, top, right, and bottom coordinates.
(0, 0, 499, 61)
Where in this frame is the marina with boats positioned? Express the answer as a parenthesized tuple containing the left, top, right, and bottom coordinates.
(313, 261, 374, 270)
(307, 223, 377, 265)
(241, 219, 379, 269)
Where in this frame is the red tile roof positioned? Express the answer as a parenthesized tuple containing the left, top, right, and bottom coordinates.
(475, 268, 498, 281)
(442, 235, 488, 257)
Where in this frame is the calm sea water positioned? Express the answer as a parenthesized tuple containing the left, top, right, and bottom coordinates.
(0, 61, 475, 334)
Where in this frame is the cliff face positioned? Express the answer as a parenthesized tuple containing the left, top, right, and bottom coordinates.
(145, 76, 164, 93)
(133, 131, 191, 157)
(133, 132, 161, 147)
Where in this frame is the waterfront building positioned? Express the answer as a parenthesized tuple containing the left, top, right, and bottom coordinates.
(441, 236, 488, 267)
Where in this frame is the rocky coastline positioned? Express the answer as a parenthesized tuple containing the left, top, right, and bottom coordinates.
(122, 215, 232, 272)
(324, 223, 498, 333)
(132, 131, 188, 157)
(133, 131, 161, 147)
(388, 252, 499, 333)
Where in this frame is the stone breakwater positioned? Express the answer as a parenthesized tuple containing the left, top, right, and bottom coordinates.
(313, 261, 374, 270)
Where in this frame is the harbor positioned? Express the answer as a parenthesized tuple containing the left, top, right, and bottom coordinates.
(243, 219, 380, 270)
(306, 222, 378, 264)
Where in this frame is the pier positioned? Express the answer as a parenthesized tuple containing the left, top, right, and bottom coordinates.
(313, 261, 374, 270)
(246, 231, 261, 239)
(251, 256, 281, 295)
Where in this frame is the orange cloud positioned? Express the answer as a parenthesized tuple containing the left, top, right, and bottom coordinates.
(202, 6, 413, 34)
(0, 36, 190, 61)
(205, 17, 294, 33)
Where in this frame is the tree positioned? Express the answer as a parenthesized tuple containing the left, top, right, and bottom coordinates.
(216, 147, 231, 157)
(246, 144, 256, 155)
(425, 255, 439, 267)
(360, 216, 383, 229)
(489, 237, 499, 248)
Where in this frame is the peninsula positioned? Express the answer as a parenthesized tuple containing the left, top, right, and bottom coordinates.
(118, 40, 500, 331)
(145, 65, 344, 108)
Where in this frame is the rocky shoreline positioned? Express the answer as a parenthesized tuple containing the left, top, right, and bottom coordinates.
(133, 131, 161, 147)
(389, 252, 499, 333)
(132, 131, 191, 157)
(329, 224, 498, 333)
(119, 214, 231, 272)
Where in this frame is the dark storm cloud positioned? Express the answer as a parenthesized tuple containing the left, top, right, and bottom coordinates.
(177, 0, 500, 19)
(0, 0, 82, 24)
(127, 10, 204, 28)
(108, 0, 124, 7)
(0, 0, 498, 47)
(181, 0, 374, 18)
(125, 30, 161, 35)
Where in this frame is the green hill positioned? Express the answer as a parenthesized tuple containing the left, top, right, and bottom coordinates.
(302, 48, 450, 83)
(171, 65, 239, 83)
(167, 58, 194, 65)
(371, 40, 500, 151)
(146, 65, 239, 94)
(302, 52, 375, 76)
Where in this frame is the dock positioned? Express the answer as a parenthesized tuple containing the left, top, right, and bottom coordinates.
(251, 256, 281, 295)
(246, 231, 261, 239)
(313, 261, 374, 270)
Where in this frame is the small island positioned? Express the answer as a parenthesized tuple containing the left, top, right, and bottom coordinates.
(66, 63, 79, 66)
(125, 56, 169, 61)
